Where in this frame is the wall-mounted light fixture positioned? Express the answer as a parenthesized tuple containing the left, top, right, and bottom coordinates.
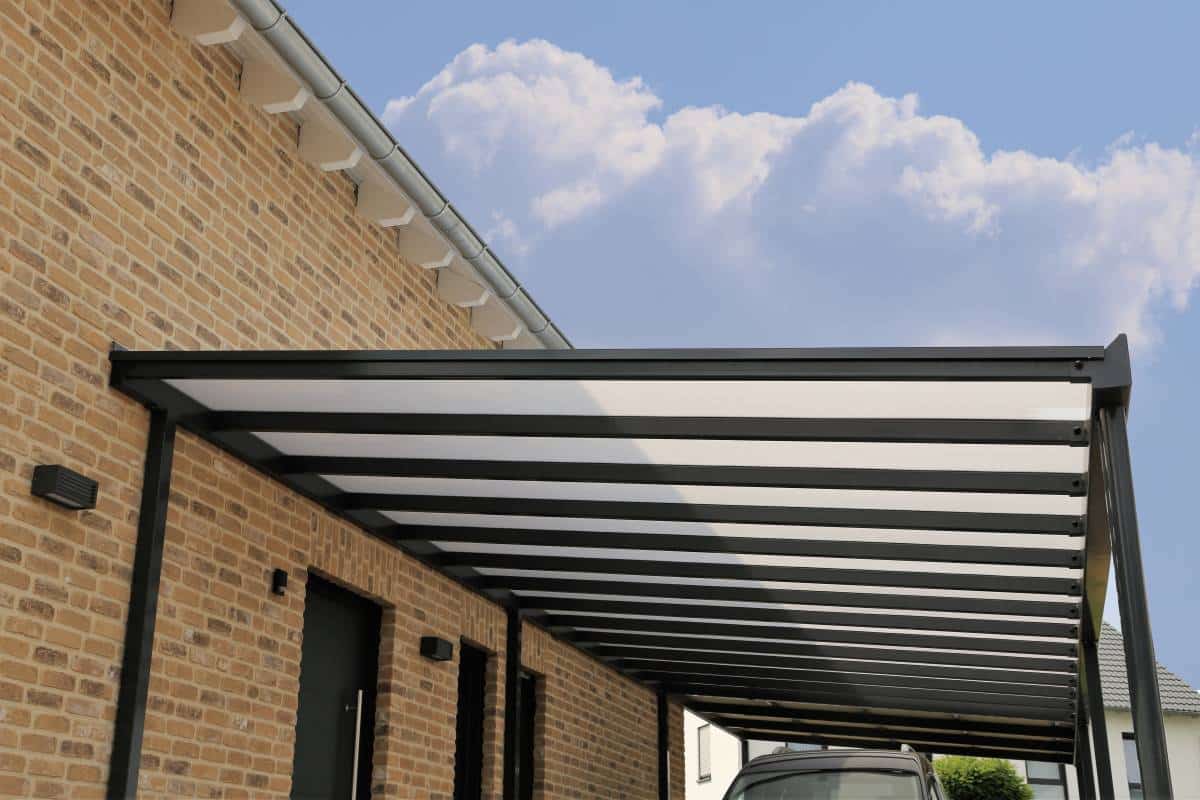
(271, 568, 288, 596)
(31, 465, 98, 511)
(420, 636, 453, 662)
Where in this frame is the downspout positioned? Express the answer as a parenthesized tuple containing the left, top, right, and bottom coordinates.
(228, 0, 571, 350)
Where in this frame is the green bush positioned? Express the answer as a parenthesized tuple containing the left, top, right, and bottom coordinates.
(934, 756, 1033, 800)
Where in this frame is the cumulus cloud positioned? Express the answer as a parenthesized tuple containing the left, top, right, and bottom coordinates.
(386, 40, 665, 228)
(385, 39, 1200, 348)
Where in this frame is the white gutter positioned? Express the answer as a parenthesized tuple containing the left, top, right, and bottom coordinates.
(226, 0, 571, 350)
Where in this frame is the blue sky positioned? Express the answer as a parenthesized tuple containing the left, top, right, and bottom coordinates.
(285, 1, 1200, 685)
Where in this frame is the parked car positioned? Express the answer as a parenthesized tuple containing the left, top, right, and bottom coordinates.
(721, 748, 946, 800)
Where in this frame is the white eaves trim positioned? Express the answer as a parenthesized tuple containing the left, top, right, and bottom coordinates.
(169, 0, 570, 349)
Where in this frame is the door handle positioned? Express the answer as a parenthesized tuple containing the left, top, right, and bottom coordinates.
(349, 688, 363, 800)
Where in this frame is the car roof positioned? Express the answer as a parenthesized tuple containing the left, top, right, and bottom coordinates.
(737, 749, 928, 776)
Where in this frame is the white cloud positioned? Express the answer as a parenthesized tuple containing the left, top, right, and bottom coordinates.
(385, 39, 1200, 348)
(483, 210, 529, 259)
(385, 40, 665, 228)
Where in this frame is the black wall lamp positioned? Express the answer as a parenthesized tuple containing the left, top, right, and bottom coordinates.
(31, 465, 98, 510)
(271, 568, 289, 596)
(420, 636, 453, 662)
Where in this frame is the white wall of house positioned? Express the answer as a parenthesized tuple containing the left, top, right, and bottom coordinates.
(684, 712, 742, 800)
(1098, 710, 1200, 800)
(683, 709, 1200, 800)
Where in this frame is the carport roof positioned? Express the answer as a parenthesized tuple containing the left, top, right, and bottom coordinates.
(109, 339, 1134, 763)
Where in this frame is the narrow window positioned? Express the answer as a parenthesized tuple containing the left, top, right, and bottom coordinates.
(1025, 760, 1067, 800)
(697, 724, 711, 782)
(516, 671, 539, 800)
(1123, 733, 1144, 800)
(453, 643, 488, 800)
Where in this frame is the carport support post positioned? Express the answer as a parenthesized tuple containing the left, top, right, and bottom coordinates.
(657, 689, 670, 800)
(107, 410, 176, 800)
(1097, 404, 1173, 800)
(1074, 704, 1097, 800)
(1081, 611, 1115, 800)
(502, 603, 524, 800)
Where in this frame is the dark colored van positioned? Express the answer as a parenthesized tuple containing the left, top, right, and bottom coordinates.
(721, 748, 946, 800)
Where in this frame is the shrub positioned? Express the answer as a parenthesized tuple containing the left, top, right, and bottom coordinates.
(934, 756, 1034, 800)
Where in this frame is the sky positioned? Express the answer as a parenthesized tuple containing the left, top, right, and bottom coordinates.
(283, 1, 1200, 686)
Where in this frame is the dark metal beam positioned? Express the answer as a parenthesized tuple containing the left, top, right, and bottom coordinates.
(520, 595, 1078, 638)
(673, 684, 1074, 722)
(1098, 405, 1173, 800)
(629, 664, 1075, 700)
(607, 651, 1078, 689)
(486, 575, 1082, 618)
(281, 455, 1086, 495)
(549, 614, 1077, 656)
(205, 411, 1089, 446)
(108, 343, 1110, 382)
(107, 411, 177, 800)
(399, 524, 1084, 568)
(683, 701, 1074, 738)
(448, 553, 1082, 595)
(1082, 420, 1113, 640)
(575, 631, 1078, 673)
(501, 604, 523, 800)
(643, 671, 1075, 705)
(1075, 701, 1097, 800)
(659, 674, 1071, 713)
(657, 689, 670, 800)
(1081, 616, 1116, 800)
(710, 719, 1073, 754)
(723, 727, 1073, 763)
(347, 492, 1084, 534)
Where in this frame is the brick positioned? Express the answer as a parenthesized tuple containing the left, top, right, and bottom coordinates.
(0, 1, 678, 798)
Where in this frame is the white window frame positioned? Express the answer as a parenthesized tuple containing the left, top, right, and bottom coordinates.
(1123, 733, 1144, 800)
(1025, 760, 1067, 799)
(697, 723, 711, 783)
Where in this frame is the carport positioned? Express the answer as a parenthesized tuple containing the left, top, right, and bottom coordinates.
(107, 335, 1171, 799)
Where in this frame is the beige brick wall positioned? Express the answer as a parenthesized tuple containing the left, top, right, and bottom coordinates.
(0, 0, 682, 797)
(523, 624, 679, 800)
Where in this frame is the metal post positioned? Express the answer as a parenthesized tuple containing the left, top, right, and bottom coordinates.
(658, 689, 671, 800)
(502, 603, 524, 800)
(1098, 405, 1172, 800)
(1082, 623, 1116, 800)
(107, 410, 176, 800)
(1074, 703, 1097, 800)
(740, 736, 750, 767)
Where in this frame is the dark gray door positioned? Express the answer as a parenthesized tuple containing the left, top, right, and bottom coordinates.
(291, 575, 381, 800)
(453, 643, 487, 800)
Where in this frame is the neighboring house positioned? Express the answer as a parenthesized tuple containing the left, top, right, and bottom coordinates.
(685, 623, 1200, 800)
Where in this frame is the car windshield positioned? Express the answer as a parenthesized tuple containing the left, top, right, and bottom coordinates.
(724, 769, 923, 800)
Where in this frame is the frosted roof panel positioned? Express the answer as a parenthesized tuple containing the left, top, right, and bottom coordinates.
(169, 378, 1091, 419)
(111, 343, 1129, 761)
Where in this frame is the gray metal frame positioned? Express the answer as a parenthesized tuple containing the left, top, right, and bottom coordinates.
(105, 336, 1174, 800)
(502, 604, 524, 799)
(106, 410, 176, 800)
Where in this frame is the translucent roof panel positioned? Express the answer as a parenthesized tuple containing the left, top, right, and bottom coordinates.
(110, 342, 1133, 762)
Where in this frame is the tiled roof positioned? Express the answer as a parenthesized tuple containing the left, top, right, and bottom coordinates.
(1098, 623, 1200, 715)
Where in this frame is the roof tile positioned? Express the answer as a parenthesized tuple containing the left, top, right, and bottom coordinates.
(1098, 623, 1200, 715)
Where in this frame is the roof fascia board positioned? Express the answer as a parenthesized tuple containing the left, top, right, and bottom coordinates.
(222, 0, 570, 349)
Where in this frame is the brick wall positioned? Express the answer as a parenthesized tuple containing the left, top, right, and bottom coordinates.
(0, 0, 681, 797)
